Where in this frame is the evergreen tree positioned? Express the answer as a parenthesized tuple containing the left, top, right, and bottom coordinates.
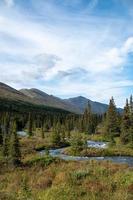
(61, 124, 66, 143)
(2, 133, 9, 157)
(9, 120, 21, 166)
(51, 122, 61, 146)
(41, 121, 45, 139)
(105, 97, 119, 137)
(27, 112, 33, 136)
(79, 117, 84, 133)
(0, 126, 3, 145)
(65, 119, 71, 138)
(129, 95, 133, 145)
(83, 102, 93, 134)
(130, 95, 133, 112)
(121, 99, 131, 144)
(2, 112, 9, 157)
(130, 122, 133, 146)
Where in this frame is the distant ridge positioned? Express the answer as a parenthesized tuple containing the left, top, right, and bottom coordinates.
(0, 82, 35, 104)
(64, 96, 109, 114)
(0, 82, 122, 114)
(20, 88, 80, 113)
(64, 96, 123, 114)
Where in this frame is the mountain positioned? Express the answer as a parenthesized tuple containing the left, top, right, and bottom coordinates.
(64, 96, 123, 114)
(20, 89, 122, 114)
(0, 82, 35, 104)
(64, 96, 109, 114)
(19, 88, 80, 113)
(0, 82, 122, 114)
(0, 82, 78, 113)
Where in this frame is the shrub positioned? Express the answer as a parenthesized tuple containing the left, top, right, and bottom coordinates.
(70, 132, 87, 155)
(26, 155, 55, 167)
(71, 170, 90, 180)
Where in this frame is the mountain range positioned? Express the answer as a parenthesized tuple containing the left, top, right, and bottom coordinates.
(0, 82, 121, 114)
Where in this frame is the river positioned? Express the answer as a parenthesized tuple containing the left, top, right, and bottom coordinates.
(17, 131, 133, 166)
(40, 141, 133, 166)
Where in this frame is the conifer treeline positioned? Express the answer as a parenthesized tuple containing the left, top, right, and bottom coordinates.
(104, 95, 133, 145)
(0, 114, 21, 166)
(0, 109, 69, 165)
(0, 104, 102, 165)
(121, 95, 133, 144)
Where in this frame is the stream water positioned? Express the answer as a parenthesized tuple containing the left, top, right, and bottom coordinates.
(40, 141, 133, 166)
(87, 140, 108, 148)
(17, 131, 27, 137)
(17, 132, 133, 166)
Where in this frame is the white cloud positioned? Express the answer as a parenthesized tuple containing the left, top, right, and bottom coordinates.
(0, 10, 131, 76)
(0, 1, 133, 107)
(122, 37, 133, 53)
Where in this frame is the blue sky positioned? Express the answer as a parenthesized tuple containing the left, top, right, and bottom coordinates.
(0, 0, 133, 107)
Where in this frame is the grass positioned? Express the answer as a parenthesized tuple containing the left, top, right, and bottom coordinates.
(87, 134, 111, 142)
(0, 133, 133, 200)
(0, 159, 133, 200)
(64, 145, 133, 157)
(25, 154, 57, 167)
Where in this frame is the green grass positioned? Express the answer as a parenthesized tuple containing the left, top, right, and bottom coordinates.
(64, 144, 133, 157)
(25, 155, 57, 167)
(87, 134, 110, 142)
(0, 134, 133, 200)
(0, 159, 132, 200)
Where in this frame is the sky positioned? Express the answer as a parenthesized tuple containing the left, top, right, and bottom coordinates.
(0, 0, 133, 107)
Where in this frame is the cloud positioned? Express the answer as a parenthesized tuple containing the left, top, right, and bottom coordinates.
(122, 37, 133, 53)
(90, 36, 133, 73)
(57, 68, 87, 79)
(0, 0, 133, 106)
(34, 53, 61, 69)
(0, 52, 61, 85)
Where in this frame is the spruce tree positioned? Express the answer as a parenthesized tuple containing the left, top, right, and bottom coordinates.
(65, 119, 71, 138)
(9, 121, 21, 166)
(105, 97, 119, 137)
(129, 120, 133, 146)
(51, 122, 61, 146)
(121, 99, 131, 144)
(0, 126, 3, 145)
(83, 101, 93, 134)
(2, 112, 9, 157)
(130, 95, 133, 112)
(61, 124, 65, 143)
(27, 112, 33, 136)
(79, 117, 84, 133)
(41, 121, 45, 139)
(2, 133, 9, 157)
(129, 95, 133, 145)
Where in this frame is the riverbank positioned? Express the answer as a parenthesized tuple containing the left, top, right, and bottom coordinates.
(20, 135, 133, 163)
(63, 145, 133, 157)
(64, 134, 133, 158)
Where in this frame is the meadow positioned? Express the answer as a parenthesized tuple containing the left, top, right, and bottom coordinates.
(0, 134, 133, 200)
